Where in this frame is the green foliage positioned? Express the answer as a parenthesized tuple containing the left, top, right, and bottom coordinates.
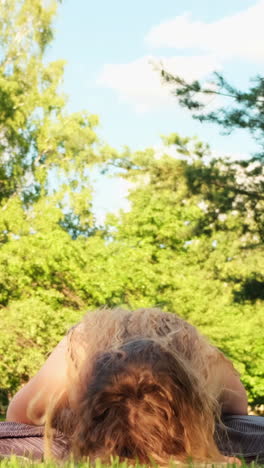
(0, 457, 258, 468)
(0, 0, 263, 410)
(1, 133, 263, 405)
(160, 70, 264, 154)
(0, 298, 80, 391)
(159, 67, 264, 241)
(0, 0, 100, 240)
(0, 0, 105, 401)
(153, 66, 264, 403)
(104, 136, 264, 404)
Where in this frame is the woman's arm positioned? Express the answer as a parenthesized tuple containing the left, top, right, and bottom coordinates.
(210, 349, 248, 415)
(219, 364, 248, 415)
(6, 337, 68, 425)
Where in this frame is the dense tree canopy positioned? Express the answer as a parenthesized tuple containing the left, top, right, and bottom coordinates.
(106, 136, 264, 404)
(0, 0, 104, 406)
(0, 0, 101, 240)
(0, 0, 263, 411)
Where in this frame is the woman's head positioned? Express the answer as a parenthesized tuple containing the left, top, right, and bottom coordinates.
(46, 308, 225, 463)
(65, 338, 223, 464)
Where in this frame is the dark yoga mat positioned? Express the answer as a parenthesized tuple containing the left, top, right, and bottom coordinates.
(0, 421, 67, 460)
(216, 415, 264, 464)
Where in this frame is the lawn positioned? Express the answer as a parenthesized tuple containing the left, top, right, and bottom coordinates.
(0, 458, 263, 468)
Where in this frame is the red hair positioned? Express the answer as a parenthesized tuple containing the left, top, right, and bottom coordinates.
(44, 308, 231, 464)
(56, 338, 224, 464)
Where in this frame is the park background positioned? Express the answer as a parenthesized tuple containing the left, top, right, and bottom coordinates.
(0, 0, 263, 414)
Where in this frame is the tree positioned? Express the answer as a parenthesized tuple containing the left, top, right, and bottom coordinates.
(158, 68, 264, 277)
(160, 70, 264, 156)
(0, 0, 101, 241)
(0, 1, 263, 410)
(0, 0, 107, 406)
(105, 135, 264, 405)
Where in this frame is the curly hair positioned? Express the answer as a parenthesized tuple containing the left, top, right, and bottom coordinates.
(45, 308, 228, 464)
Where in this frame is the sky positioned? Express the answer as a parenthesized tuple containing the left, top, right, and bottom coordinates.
(48, 0, 264, 221)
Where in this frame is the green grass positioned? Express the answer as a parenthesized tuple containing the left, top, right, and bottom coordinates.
(0, 458, 263, 468)
(0, 458, 148, 468)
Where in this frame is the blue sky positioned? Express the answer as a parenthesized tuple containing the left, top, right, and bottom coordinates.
(48, 0, 264, 221)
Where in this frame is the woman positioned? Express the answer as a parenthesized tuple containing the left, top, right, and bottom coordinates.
(6, 308, 248, 464)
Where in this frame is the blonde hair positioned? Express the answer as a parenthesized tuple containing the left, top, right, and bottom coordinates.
(45, 308, 226, 464)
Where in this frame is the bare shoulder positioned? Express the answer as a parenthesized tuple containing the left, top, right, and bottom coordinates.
(208, 347, 248, 414)
(6, 336, 68, 424)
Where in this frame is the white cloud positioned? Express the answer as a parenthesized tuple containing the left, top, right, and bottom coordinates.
(97, 2, 264, 112)
(97, 55, 220, 112)
(146, 1, 264, 62)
